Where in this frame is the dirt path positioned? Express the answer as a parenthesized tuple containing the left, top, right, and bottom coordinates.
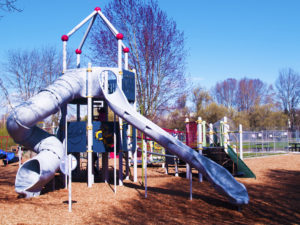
(0, 154, 299, 224)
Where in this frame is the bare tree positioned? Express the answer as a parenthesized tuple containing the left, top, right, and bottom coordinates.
(275, 68, 300, 129)
(236, 78, 267, 112)
(212, 78, 237, 108)
(0, 0, 21, 16)
(0, 47, 70, 106)
(89, 0, 186, 119)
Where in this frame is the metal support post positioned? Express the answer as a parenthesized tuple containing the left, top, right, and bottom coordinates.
(239, 124, 243, 160)
(87, 62, 94, 187)
(197, 117, 203, 182)
(209, 123, 214, 146)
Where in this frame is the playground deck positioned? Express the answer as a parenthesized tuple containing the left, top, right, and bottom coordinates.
(0, 153, 300, 224)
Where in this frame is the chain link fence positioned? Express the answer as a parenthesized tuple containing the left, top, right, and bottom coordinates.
(228, 130, 297, 158)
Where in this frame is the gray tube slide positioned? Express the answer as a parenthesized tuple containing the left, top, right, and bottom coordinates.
(101, 84, 249, 205)
(6, 69, 86, 197)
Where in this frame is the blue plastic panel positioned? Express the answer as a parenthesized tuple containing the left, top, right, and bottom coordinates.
(108, 70, 135, 102)
(122, 70, 135, 102)
(67, 121, 120, 153)
(67, 121, 86, 153)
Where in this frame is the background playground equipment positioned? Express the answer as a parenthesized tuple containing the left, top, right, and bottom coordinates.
(0, 136, 19, 166)
(134, 128, 184, 179)
(185, 116, 256, 178)
(0, 149, 19, 166)
(6, 7, 249, 206)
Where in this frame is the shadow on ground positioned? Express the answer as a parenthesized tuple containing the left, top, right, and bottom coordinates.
(82, 168, 300, 224)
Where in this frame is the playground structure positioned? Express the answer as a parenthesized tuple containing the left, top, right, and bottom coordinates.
(184, 117, 255, 178)
(0, 136, 19, 165)
(6, 7, 249, 207)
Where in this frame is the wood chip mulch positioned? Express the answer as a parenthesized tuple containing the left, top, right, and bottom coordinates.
(0, 153, 300, 224)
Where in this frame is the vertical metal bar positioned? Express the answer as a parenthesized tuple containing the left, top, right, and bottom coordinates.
(18, 146, 22, 167)
(117, 38, 124, 186)
(76, 54, 80, 68)
(132, 69, 138, 182)
(209, 123, 214, 146)
(133, 127, 137, 182)
(223, 117, 228, 153)
(189, 167, 192, 200)
(87, 63, 93, 187)
(185, 118, 190, 179)
(239, 124, 243, 160)
(62, 41, 67, 74)
(175, 157, 178, 177)
(68, 154, 72, 212)
(114, 113, 117, 193)
(124, 52, 129, 70)
(125, 125, 130, 180)
(144, 138, 147, 198)
(119, 120, 123, 186)
(197, 117, 203, 182)
(64, 108, 68, 189)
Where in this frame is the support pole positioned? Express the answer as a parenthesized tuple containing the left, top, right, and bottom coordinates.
(189, 166, 193, 200)
(76, 52, 81, 68)
(87, 62, 94, 187)
(132, 69, 138, 183)
(124, 48, 129, 70)
(68, 154, 72, 212)
(119, 120, 123, 186)
(149, 141, 153, 162)
(239, 124, 243, 160)
(143, 138, 147, 198)
(223, 117, 228, 153)
(174, 130, 178, 177)
(209, 123, 214, 146)
(117, 34, 123, 187)
(125, 125, 130, 180)
(133, 127, 137, 182)
(62, 40, 67, 74)
(61, 36, 68, 189)
(185, 118, 190, 179)
(114, 114, 117, 193)
(102, 152, 109, 183)
(202, 121, 207, 147)
(197, 117, 203, 182)
(64, 109, 68, 189)
(175, 157, 178, 177)
(18, 146, 22, 167)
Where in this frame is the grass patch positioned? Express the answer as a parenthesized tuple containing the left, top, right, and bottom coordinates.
(243, 152, 286, 158)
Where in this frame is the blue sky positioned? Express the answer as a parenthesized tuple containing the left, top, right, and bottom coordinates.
(1, 0, 300, 89)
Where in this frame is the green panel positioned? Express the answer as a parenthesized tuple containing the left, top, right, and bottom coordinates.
(227, 145, 256, 178)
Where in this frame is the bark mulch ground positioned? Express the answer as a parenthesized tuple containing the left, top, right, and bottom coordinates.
(0, 153, 300, 224)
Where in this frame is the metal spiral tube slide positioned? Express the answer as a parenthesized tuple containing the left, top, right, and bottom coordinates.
(6, 70, 85, 197)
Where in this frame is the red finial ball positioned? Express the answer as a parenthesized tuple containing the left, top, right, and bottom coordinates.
(94, 7, 101, 11)
(75, 49, 82, 54)
(61, 35, 69, 41)
(116, 33, 124, 40)
(123, 47, 129, 53)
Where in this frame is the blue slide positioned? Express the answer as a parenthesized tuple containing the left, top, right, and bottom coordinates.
(1, 149, 19, 165)
(101, 83, 249, 205)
